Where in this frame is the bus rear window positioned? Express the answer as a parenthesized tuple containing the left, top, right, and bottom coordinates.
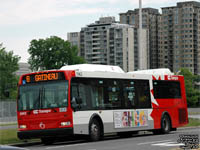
(153, 81, 181, 99)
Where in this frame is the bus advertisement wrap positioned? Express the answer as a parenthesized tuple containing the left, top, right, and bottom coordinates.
(114, 110, 148, 128)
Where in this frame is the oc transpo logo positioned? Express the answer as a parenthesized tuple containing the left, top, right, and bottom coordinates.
(39, 122, 45, 129)
(33, 110, 39, 114)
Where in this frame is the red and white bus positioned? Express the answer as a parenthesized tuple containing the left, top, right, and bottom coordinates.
(17, 64, 188, 144)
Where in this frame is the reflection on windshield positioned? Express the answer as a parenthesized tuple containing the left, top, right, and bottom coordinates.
(18, 81, 68, 111)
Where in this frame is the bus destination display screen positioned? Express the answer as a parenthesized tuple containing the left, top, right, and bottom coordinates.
(22, 72, 65, 84)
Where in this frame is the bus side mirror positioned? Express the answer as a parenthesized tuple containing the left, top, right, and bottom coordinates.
(71, 97, 82, 111)
(71, 97, 77, 111)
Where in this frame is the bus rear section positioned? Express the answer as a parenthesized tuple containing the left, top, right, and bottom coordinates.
(150, 74, 188, 133)
(17, 71, 74, 144)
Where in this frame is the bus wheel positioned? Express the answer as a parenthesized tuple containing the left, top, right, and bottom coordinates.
(41, 137, 55, 145)
(161, 115, 171, 134)
(89, 119, 101, 141)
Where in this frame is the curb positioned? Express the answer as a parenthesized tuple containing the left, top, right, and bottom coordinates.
(179, 126, 200, 130)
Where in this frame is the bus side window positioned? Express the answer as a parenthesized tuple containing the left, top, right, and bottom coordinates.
(106, 80, 121, 109)
(71, 84, 78, 98)
(71, 81, 88, 110)
(88, 79, 104, 109)
(123, 80, 136, 109)
(153, 81, 181, 99)
(136, 80, 151, 109)
(90, 86, 104, 108)
(71, 83, 80, 108)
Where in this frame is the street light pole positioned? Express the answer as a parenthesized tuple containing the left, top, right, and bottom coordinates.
(138, 0, 143, 70)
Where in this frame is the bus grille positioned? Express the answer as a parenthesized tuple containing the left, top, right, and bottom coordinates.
(178, 108, 187, 124)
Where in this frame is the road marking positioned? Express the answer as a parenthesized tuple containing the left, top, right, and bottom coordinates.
(152, 141, 185, 147)
(46, 146, 65, 149)
(45, 143, 87, 149)
(137, 139, 172, 145)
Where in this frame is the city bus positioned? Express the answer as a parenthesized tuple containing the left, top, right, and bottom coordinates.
(17, 64, 188, 144)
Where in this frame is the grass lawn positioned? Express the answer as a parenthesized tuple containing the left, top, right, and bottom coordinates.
(0, 128, 21, 144)
(184, 118, 200, 127)
(0, 128, 40, 145)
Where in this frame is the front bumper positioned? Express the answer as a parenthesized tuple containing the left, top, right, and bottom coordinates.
(18, 128, 73, 139)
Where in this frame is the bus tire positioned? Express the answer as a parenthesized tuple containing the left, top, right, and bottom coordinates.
(41, 137, 55, 145)
(161, 114, 171, 134)
(89, 119, 101, 141)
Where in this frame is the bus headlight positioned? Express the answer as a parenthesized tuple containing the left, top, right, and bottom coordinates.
(19, 125, 27, 129)
(61, 122, 71, 126)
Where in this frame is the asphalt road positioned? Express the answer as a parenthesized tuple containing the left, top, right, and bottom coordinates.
(14, 127, 200, 150)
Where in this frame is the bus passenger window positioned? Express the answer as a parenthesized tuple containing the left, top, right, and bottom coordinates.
(71, 83, 88, 110)
(91, 86, 104, 109)
(123, 81, 136, 109)
(153, 81, 181, 99)
(136, 80, 151, 109)
(106, 80, 121, 109)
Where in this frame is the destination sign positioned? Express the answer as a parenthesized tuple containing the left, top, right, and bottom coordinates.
(22, 72, 65, 84)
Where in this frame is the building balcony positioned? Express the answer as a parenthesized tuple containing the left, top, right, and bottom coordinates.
(92, 42, 100, 45)
(92, 47, 100, 50)
(92, 37, 100, 40)
(92, 51, 101, 55)
(92, 56, 102, 59)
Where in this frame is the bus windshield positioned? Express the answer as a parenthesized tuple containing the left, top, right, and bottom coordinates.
(18, 81, 68, 111)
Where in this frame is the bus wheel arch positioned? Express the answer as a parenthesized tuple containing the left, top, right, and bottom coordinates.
(160, 112, 172, 134)
(88, 114, 104, 141)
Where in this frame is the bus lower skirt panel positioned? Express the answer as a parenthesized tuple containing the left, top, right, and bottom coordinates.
(17, 128, 73, 139)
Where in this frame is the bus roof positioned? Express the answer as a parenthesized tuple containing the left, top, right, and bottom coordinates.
(60, 64, 125, 73)
(128, 68, 174, 75)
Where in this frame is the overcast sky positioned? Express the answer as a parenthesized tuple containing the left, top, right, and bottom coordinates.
(0, 0, 187, 62)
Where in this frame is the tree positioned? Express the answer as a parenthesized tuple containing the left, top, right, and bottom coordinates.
(28, 36, 85, 71)
(179, 68, 200, 107)
(0, 43, 20, 99)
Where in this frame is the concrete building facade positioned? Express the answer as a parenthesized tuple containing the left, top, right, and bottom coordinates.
(120, 8, 160, 69)
(78, 17, 148, 72)
(159, 1, 200, 74)
(67, 32, 80, 55)
(68, 1, 200, 75)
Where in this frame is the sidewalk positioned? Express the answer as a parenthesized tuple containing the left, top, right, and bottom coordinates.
(188, 115, 200, 119)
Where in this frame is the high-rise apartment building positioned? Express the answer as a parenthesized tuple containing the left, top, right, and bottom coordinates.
(68, 1, 200, 74)
(160, 1, 200, 74)
(120, 8, 161, 69)
(79, 17, 148, 72)
(67, 32, 80, 55)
